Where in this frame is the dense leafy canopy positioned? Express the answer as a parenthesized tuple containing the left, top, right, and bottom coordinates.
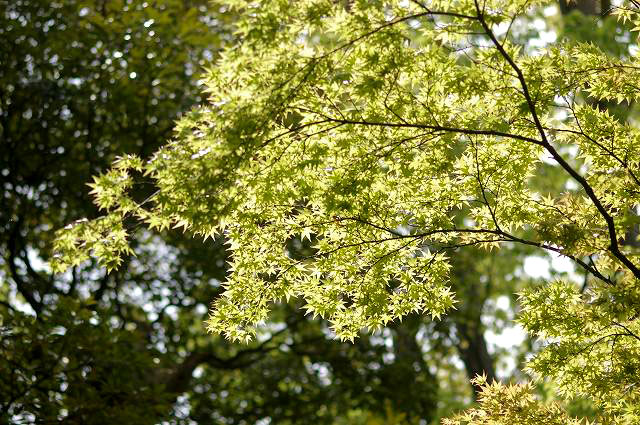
(2, 1, 482, 423)
(13, 0, 640, 423)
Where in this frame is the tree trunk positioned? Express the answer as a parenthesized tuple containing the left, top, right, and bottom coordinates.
(558, 0, 605, 16)
(455, 320, 497, 396)
(449, 250, 497, 399)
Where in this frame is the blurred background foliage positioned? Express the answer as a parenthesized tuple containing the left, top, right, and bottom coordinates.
(0, 0, 634, 423)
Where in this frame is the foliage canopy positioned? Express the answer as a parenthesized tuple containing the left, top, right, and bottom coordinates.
(53, 0, 640, 422)
(2, 0, 453, 423)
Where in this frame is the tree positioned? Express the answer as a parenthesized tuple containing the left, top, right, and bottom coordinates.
(0, 0, 236, 422)
(1, 1, 449, 423)
(54, 0, 640, 422)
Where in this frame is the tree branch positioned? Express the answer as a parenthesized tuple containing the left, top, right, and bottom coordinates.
(475, 0, 640, 280)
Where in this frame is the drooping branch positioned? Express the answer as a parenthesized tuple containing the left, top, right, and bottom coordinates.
(474, 0, 640, 280)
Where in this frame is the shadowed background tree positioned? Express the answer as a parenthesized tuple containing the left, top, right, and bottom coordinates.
(1, 0, 239, 422)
